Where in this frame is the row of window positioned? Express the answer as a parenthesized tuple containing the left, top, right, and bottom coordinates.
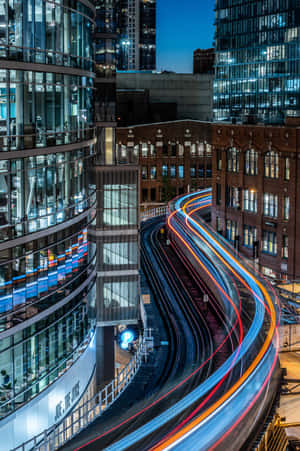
(0, 70, 94, 152)
(0, 0, 94, 70)
(117, 142, 212, 159)
(100, 278, 139, 323)
(0, 281, 95, 419)
(218, 148, 290, 180)
(103, 184, 137, 227)
(142, 165, 212, 180)
(214, 1, 300, 122)
(0, 148, 95, 242)
(0, 228, 94, 322)
(224, 186, 290, 219)
(225, 220, 288, 258)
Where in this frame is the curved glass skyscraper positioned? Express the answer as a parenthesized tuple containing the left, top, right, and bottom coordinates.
(214, 0, 300, 123)
(0, 0, 97, 447)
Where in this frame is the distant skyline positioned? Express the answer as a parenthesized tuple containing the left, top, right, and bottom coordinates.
(156, 0, 215, 73)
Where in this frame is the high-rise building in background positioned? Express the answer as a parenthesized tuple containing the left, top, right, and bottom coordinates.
(193, 48, 215, 75)
(214, 0, 300, 124)
(0, 1, 97, 447)
(93, 0, 140, 387)
(116, 0, 156, 71)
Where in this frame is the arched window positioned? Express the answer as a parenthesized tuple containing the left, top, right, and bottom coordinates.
(244, 149, 258, 176)
(141, 142, 148, 158)
(227, 147, 239, 173)
(264, 151, 279, 179)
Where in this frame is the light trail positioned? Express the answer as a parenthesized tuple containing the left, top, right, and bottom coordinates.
(75, 189, 280, 451)
(153, 191, 280, 450)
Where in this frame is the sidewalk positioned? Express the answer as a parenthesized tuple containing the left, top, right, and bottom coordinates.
(278, 352, 300, 440)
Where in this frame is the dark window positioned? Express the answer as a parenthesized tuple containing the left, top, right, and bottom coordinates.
(150, 188, 156, 202)
(198, 164, 204, 177)
(206, 163, 212, 178)
(190, 167, 196, 178)
(142, 188, 148, 202)
(216, 183, 221, 205)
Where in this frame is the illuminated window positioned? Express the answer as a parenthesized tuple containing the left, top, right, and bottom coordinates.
(162, 165, 168, 177)
(141, 166, 147, 179)
(263, 193, 278, 218)
(282, 236, 288, 259)
(227, 147, 239, 173)
(244, 189, 257, 213)
(284, 157, 290, 181)
(150, 166, 156, 180)
(264, 151, 279, 179)
(226, 186, 240, 209)
(284, 196, 290, 220)
(105, 128, 114, 165)
(262, 231, 277, 256)
(141, 143, 148, 158)
(243, 225, 257, 248)
(244, 149, 258, 175)
(178, 166, 184, 179)
(217, 150, 222, 170)
(226, 219, 237, 243)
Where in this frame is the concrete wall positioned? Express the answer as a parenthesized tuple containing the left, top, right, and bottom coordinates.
(117, 73, 213, 121)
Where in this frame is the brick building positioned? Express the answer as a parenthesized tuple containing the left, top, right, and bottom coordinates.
(117, 118, 300, 280)
(211, 121, 300, 280)
(116, 120, 212, 205)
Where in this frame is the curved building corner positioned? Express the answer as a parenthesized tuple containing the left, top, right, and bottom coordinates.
(0, 0, 97, 448)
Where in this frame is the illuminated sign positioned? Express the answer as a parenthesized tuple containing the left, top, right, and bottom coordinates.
(120, 329, 135, 349)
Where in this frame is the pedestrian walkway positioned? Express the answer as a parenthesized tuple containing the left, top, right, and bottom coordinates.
(115, 343, 131, 375)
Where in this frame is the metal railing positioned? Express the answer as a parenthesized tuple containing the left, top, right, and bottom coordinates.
(11, 329, 153, 451)
(141, 205, 168, 222)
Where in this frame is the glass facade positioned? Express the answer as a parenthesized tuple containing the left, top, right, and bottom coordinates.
(0, 149, 95, 241)
(103, 183, 137, 226)
(0, 282, 95, 419)
(0, 0, 96, 421)
(0, 70, 94, 151)
(94, 0, 139, 329)
(139, 0, 156, 70)
(116, 0, 156, 71)
(214, 0, 300, 123)
(0, 0, 94, 70)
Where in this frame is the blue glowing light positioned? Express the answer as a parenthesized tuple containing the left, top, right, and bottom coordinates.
(120, 329, 135, 349)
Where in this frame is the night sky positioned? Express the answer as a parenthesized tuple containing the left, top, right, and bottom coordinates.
(156, 0, 215, 73)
